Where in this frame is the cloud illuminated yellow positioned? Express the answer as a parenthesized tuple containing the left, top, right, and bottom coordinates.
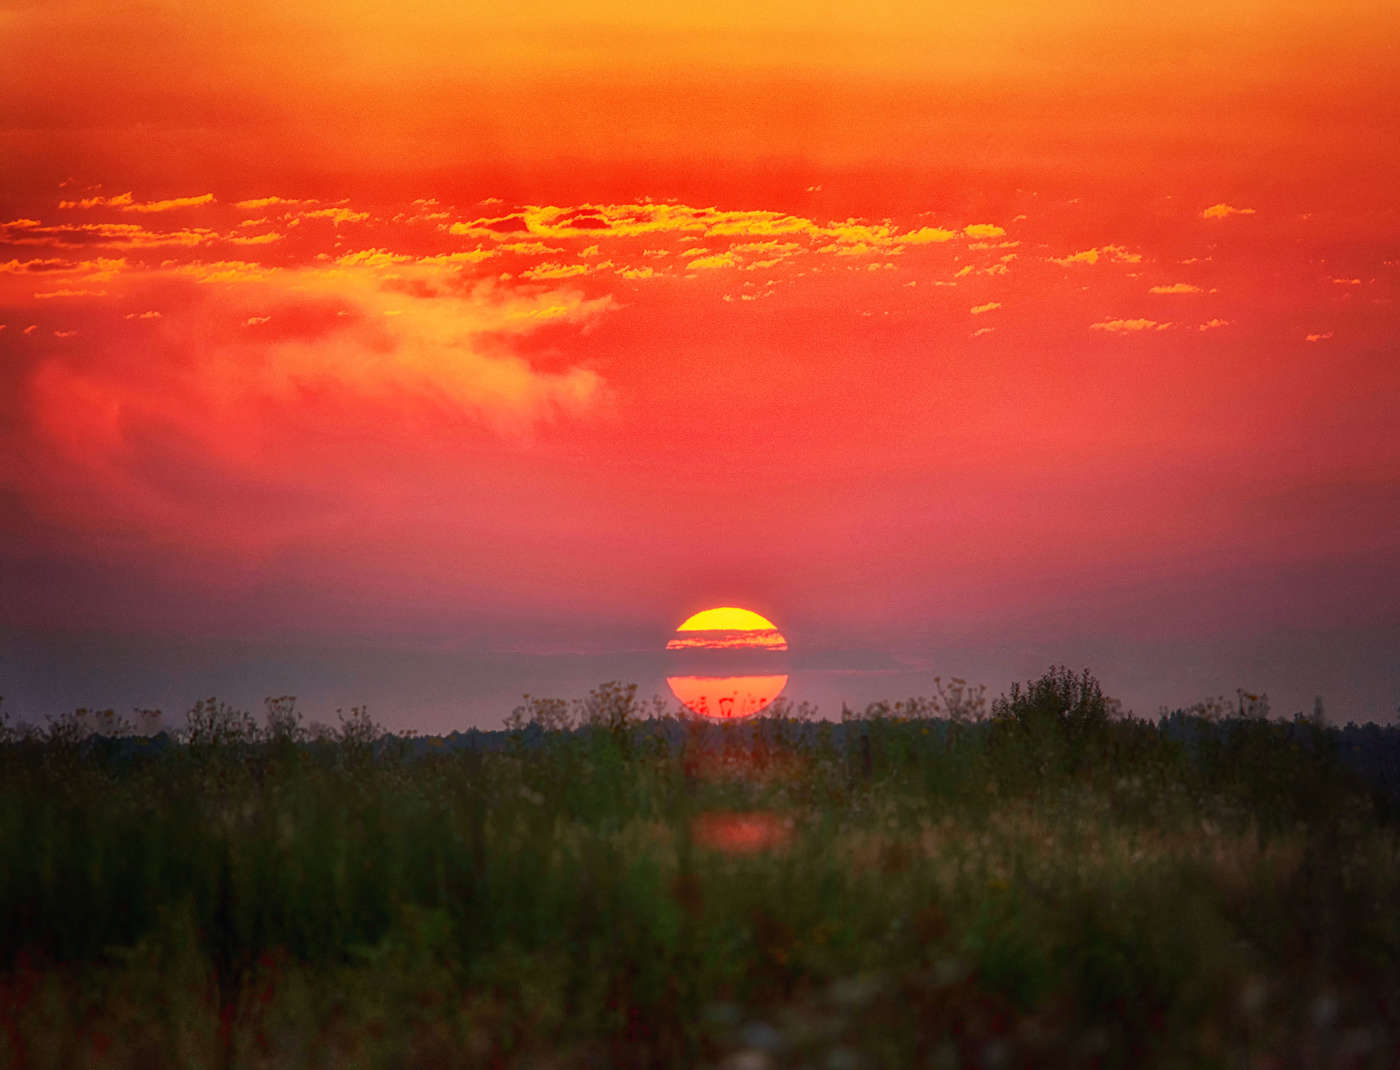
(1202, 203, 1255, 220)
(1090, 317, 1171, 332)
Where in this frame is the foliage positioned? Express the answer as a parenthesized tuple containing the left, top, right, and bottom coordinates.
(0, 673, 1397, 1067)
(991, 665, 1119, 734)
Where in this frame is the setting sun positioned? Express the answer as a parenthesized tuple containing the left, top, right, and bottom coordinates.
(666, 606, 789, 716)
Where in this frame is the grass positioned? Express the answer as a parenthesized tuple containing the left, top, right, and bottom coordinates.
(1, 671, 1397, 1068)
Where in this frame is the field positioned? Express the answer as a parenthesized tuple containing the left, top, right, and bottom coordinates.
(2, 670, 1398, 1068)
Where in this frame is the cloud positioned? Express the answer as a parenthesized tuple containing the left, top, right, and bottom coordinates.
(58, 192, 216, 213)
(10, 257, 620, 567)
(1305, 331, 1333, 342)
(296, 207, 370, 225)
(335, 249, 413, 268)
(970, 326, 995, 337)
(1050, 245, 1142, 266)
(687, 252, 739, 270)
(1, 220, 216, 248)
(178, 260, 269, 284)
(121, 194, 215, 213)
(1197, 318, 1230, 331)
(898, 227, 957, 245)
(414, 251, 495, 269)
(1, 257, 73, 273)
(228, 232, 284, 246)
(1148, 282, 1203, 294)
(58, 192, 135, 210)
(1202, 203, 1255, 220)
(521, 261, 589, 280)
(500, 241, 564, 256)
(438, 203, 987, 267)
(233, 196, 317, 209)
(1090, 318, 1171, 332)
(447, 214, 529, 238)
(970, 302, 1001, 315)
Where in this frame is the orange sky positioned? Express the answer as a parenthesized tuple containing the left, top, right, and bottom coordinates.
(2, 0, 1397, 725)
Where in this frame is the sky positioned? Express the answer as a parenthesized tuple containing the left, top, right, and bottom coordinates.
(2, 0, 1398, 729)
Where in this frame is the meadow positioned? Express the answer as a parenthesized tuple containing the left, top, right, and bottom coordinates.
(1, 669, 1397, 1068)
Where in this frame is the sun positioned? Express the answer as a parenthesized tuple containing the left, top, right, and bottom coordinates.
(675, 606, 781, 633)
(665, 605, 789, 717)
(666, 606, 789, 652)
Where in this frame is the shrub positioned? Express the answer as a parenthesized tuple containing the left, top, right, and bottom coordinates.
(991, 666, 1120, 778)
(993, 666, 1118, 734)
(184, 697, 257, 749)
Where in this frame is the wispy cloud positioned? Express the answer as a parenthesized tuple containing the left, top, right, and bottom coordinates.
(1202, 203, 1255, 220)
(1049, 245, 1142, 266)
(58, 192, 215, 213)
(1090, 317, 1171, 332)
(122, 194, 215, 214)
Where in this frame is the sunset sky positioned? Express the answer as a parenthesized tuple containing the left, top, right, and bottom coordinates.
(3, 0, 1398, 728)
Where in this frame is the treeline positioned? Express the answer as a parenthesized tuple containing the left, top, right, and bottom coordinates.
(4, 669, 1398, 815)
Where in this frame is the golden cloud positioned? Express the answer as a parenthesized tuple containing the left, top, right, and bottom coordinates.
(1202, 203, 1255, 220)
(521, 262, 589, 280)
(233, 196, 317, 209)
(122, 194, 216, 214)
(1050, 245, 1142, 266)
(297, 207, 370, 225)
(58, 192, 135, 210)
(686, 252, 739, 270)
(1090, 318, 1171, 332)
(1, 221, 216, 248)
(897, 226, 958, 245)
(228, 232, 284, 246)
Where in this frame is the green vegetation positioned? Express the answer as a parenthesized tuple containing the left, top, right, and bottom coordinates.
(1, 670, 1397, 1068)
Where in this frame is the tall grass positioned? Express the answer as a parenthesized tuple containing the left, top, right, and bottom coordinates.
(1, 671, 1397, 1067)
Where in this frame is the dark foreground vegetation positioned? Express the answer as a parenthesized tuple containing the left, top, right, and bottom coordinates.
(2, 669, 1398, 1068)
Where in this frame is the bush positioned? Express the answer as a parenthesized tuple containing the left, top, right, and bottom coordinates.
(991, 666, 1120, 777)
(993, 667, 1118, 732)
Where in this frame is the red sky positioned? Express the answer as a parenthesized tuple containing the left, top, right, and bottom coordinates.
(2, 0, 1398, 725)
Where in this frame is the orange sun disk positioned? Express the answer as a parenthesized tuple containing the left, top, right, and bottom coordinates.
(665, 606, 789, 717)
